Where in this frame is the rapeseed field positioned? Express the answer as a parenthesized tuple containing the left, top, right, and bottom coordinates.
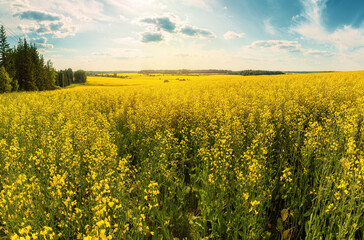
(0, 72, 364, 239)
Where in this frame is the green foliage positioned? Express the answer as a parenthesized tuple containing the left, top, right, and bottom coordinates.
(11, 78, 19, 92)
(0, 66, 12, 92)
(56, 68, 74, 87)
(74, 70, 87, 83)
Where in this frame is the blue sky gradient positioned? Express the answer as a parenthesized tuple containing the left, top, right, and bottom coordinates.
(0, 0, 363, 71)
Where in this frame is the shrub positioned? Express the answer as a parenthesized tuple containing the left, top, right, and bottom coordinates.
(0, 66, 12, 93)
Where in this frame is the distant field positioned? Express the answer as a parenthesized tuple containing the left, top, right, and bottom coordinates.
(1, 71, 364, 239)
(85, 74, 242, 86)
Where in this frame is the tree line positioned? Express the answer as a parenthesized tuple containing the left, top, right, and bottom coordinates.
(0, 25, 87, 93)
(231, 70, 285, 76)
(138, 69, 285, 76)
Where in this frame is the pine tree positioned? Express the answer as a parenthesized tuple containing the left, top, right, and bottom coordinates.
(30, 44, 45, 90)
(15, 38, 37, 91)
(0, 25, 10, 66)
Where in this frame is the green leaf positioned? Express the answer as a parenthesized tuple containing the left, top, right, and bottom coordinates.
(282, 229, 291, 240)
(303, 209, 312, 217)
(281, 209, 289, 222)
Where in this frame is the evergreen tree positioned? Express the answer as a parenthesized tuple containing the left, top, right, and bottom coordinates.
(0, 25, 10, 66)
(30, 44, 46, 91)
(15, 38, 37, 91)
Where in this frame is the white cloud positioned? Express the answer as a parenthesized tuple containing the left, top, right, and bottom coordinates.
(17, 15, 78, 38)
(249, 40, 302, 53)
(136, 15, 216, 42)
(292, 0, 364, 52)
(224, 31, 244, 39)
(291, 0, 328, 42)
(328, 26, 364, 51)
(10, 0, 108, 22)
(140, 16, 177, 33)
(303, 49, 333, 57)
(248, 39, 335, 58)
(8, 0, 117, 41)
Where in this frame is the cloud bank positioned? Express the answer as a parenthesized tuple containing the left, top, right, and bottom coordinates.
(140, 17, 176, 33)
(138, 15, 216, 43)
(14, 10, 61, 21)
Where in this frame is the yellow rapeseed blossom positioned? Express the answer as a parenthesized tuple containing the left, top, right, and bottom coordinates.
(0, 72, 364, 239)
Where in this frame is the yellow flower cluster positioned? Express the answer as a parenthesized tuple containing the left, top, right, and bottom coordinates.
(0, 71, 363, 239)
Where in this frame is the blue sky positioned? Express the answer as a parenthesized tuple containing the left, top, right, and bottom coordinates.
(0, 0, 363, 71)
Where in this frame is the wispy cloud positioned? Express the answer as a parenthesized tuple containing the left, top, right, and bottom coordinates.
(249, 40, 301, 53)
(291, 0, 328, 41)
(224, 31, 244, 39)
(292, 0, 364, 52)
(263, 18, 276, 35)
(248, 39, 335, 58)
(303, 49, 333, 57)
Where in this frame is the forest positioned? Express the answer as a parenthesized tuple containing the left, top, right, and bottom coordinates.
(0, 25, 86, 93)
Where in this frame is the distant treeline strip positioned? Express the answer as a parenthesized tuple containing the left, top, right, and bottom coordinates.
(138, 69, 285, 76)
(233, 70, 285, 76)
(0, 25, 86, 93)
